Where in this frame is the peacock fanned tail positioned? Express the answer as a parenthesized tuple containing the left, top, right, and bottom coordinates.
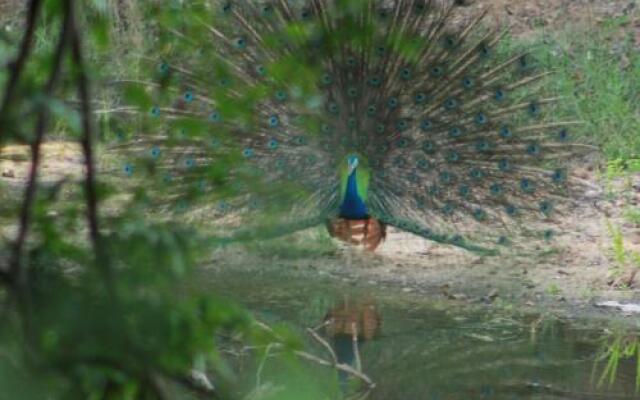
(110, 0, 593, 254)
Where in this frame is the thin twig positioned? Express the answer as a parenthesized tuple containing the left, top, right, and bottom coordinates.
(293, 350, 375, 388)
(0, 0, 43, 131)
(256, 343, 275, 387)
(8, 0, 72, 287)
(351, 322, 362, 372)
(68, 0, 115, 293)
(254, 320, 375, 388)
(307, 327, 338, 365)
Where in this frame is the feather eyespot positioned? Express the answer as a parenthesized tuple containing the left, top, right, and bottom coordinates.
(527, 143, 541, 156)
(422, 140, 436, 153)
(528, 101, 541, 116)
(347, 87, 358, 97)
(442, 203, 455, 215)
(499, 126, 512, 138)
(430, 66, 444, 77)
(368, 76, 382, 87)
(123, 164, 133, 177)
(268, 115, 279, 127)
(415, 93, 428, 104)
(444, 97, 458, 110)
(439, 171, 453, 184)
(551, 168, 566, 183)
(242, 148, 254, 158)
(539, 200, 553, 214)
(417, 159, 430, 170)
(462, 77, 474, 89)
(387, 97, 399, 109)
(420, 119, 433, 130)
(158, 62, 170, 74)
(505, 204, 518, 216)
(261, 4, 273, 16)
(209, 112, 221, 122)
(558, 128, 570, 141)
(367, 105, 377, 116)
(267, 139, 278, 149)
(447, 151, 460, 163)
(475, 112, 488, 125)
(396, 120, 409, 131)
(520, 178, 535, 193)
(400, 67, 412, 80)
(449, 127, 462, 137)
(396, 137, 409, 147)
(234, 37, 247, 49)
(459, 185, 470, 197)
(494, 89, 506, 101)
(184, 91, 194, 102)
(498, 158, 511, 171)
(490, 183, 503, 196)
(469, 168, 484, 180)
(150, 106, 160, 117)
(275, 90, 287, 101)
(473, 208, 487, 221)
(150, 147, 161, 158)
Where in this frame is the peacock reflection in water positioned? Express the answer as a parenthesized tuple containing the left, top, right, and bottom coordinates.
(322, 295, 382, 393)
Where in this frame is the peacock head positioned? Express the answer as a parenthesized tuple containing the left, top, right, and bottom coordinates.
(347, 155, 359, 175)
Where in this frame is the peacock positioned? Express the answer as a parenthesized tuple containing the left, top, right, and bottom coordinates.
(111, 0, 590, 254)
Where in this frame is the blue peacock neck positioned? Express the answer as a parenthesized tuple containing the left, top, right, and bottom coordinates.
(339, 169, 369, 219)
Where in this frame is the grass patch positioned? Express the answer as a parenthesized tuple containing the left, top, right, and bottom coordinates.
(499, 17, 640, 162)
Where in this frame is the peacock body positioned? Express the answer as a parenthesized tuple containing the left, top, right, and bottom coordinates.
(113, 0, 589, 254)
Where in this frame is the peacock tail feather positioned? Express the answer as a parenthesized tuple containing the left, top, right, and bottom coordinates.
(108, 0, 594, 253)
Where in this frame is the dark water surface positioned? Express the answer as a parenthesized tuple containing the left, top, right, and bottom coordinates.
(204, 268, 639, 400)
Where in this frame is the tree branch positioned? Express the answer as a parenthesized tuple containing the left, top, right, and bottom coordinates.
(68, 0, 115, 293)
(8, 0, 72, 288)
(0, 0, 43, 133)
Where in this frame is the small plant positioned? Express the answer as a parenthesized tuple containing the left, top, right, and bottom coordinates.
(545, 283, 562, 296)
(605, 220, 640, 287)
(593, 334, 640, 393)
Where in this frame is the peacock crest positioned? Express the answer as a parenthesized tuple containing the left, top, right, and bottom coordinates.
(111, 0, 590, 254)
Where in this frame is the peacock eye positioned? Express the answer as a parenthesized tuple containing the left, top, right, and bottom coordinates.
(123, 164, 133, 176)
(184, 91, 194, 102)
(474, 112, 488, 125)
(462, 77, 474, 89)
(494, 89, 506, 101)
(449, 127, 462, 137)
(499, 126, 512, 138)
(151, 147, 161, 158)
(268, 115, 279, 127)
(242, 148, 254, 158)
(150, 106, 160, 117)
